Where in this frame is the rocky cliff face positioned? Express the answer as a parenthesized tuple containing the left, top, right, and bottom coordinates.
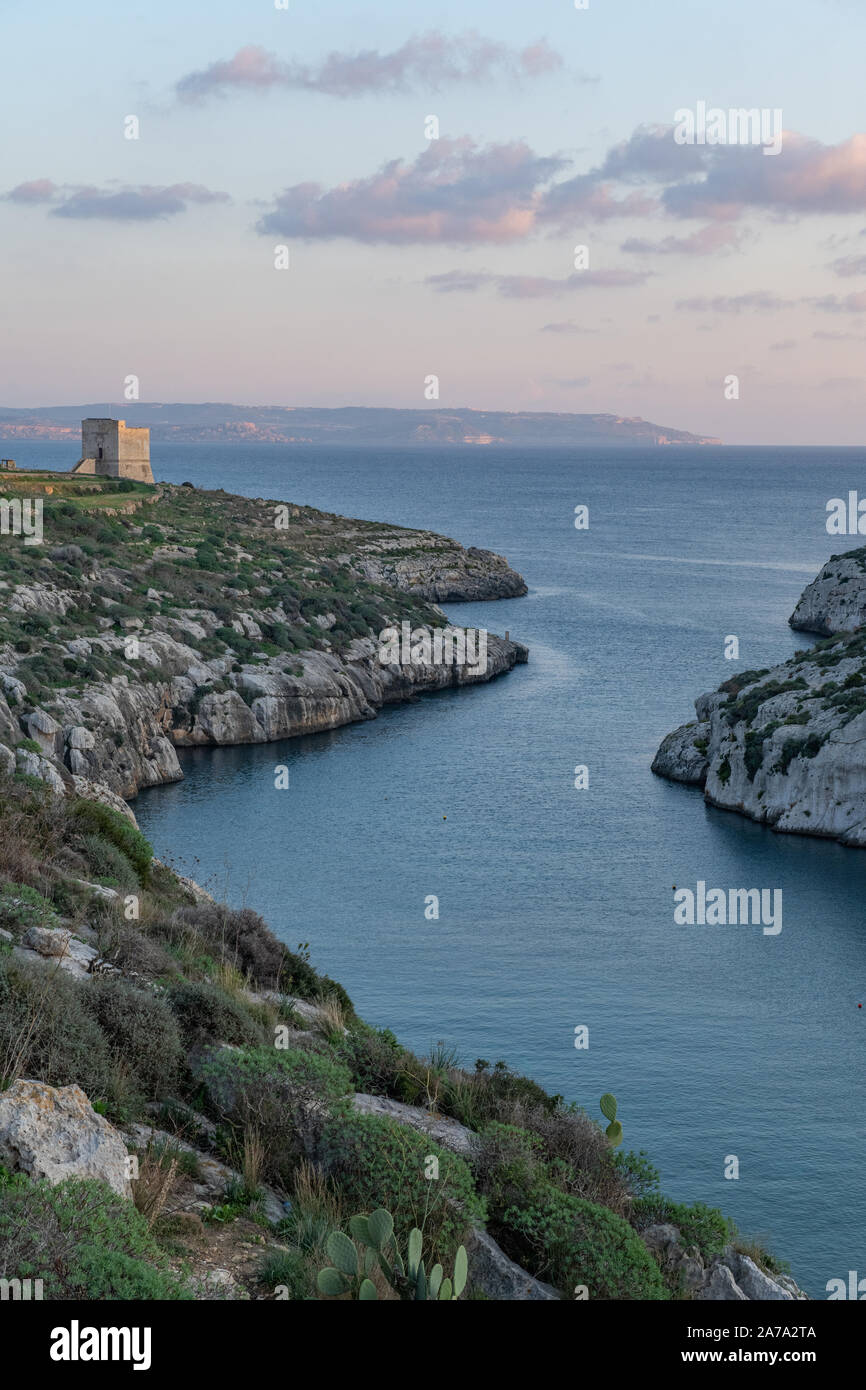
(0, 480, 527, 801)
(353, 534, 527, 601)
(653, 546, 866, 847)
(0, 629, 527, 801)
(789, 546, 866, 635)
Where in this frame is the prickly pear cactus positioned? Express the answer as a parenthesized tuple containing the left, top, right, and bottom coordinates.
(600, 1092, 623, 1147)
(317, 1206, 469, 1301)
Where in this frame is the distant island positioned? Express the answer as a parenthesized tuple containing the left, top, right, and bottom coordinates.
(0, 403, 721, 448)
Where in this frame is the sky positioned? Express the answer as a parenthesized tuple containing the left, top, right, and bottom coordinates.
(0, 0, 864, 443)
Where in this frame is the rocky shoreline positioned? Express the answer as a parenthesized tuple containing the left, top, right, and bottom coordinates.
(0, 479, 528, 803)
(0, 474, 807, 1300)
(653, 545, 866, 847)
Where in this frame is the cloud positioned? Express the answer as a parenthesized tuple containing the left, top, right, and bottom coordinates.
(426, 268, 651, 298)
(661, 131, 866, 220)
(536, 124, 866, 228)
(535, 124, 701, 226)
(257, 119, 866, 247)
(538, 174, 657, 225)
(828, 253, 866, 276)
(620, 223, 742, 255)
(676, 291, 795, 313)
(677, 288, 866, 316)
(806, 291, 866, 313)
(257, 138, 567, 244)
(4, 180, 229, 220)
(813, 328, 866, 339)
(769, 339, 797, 350)
(4, 179, 58, 204)
(177, 32, 566, 102)
(598, 124, 710, 181)
(539, 321, 599, 334)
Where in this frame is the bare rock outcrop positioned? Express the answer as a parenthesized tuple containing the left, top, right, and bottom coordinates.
(0, 1080, 132, 1197)
(642, 1224, 807, 1300)
(354, 535, 528, 602)
(464, 1228, 560, 1301)
(789, 546, 866, 635)
(351, 1093, 479, 1159)
(653, 558, 866, 848)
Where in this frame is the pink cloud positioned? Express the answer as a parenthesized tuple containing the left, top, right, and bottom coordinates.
(426, 269, 651, 297)
(621, 223, 742, 255)
(806, 290, 866, 313)
(662, 132, 866, 220)
(257, 139, 567, 244)
(676, 291, 794, 313)
(828, 253, 866, 276)
(177, 32, 568, 102)
(5, 180, 230, 220)
(4, 179, 59, 203)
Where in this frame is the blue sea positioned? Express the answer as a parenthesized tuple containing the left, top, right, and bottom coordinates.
(11, 439, 866, 1295)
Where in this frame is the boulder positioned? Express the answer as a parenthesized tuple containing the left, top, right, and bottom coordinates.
(25, 708, 62, 758)
(0, 673, 28, 707)
(0, 1080, 132, 1197)
(651, 722, 709, 785)
(352, 1092, 479, 1158)
(728, 1252, 793, 1301)
(695, 1263, 749, 1301)
(16, 926, 98, 978)
(465, 1229, 559, 1301)
(16, 748, 67, 795)
(21, 925, 73, 957)
(789, 549, 866, 635)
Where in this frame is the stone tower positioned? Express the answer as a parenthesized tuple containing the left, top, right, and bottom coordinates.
(73, 419, 154, 484)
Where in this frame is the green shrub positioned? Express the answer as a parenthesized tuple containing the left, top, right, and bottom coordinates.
(0, 882, 61, 936)
(502, 1182, 668, 1299)
(258, 1247, 312, 1298)
(80, 833, 138, 891)
(170, 903, 352, 1011)
(333, 1025, 409, 1096)
(439, 1057, 559, 1130)
(166, 979, 263, 1050)
(474, 1123, 546, 1210)
(94, 918, 178, 983)
(0, 1175, 191, 1299)
(611, 1148, 661, 1201)
(72, 800, 152, 883)
(200, 1045, 352, 1188)
(0, 958, 113, 1096)
(317, 1113, 484, 1265)
(82, 976, 183, 1101)
(631, 1197, 729, 1260)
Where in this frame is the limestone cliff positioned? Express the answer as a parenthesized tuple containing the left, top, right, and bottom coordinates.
(0, 477, 527, 800)
(653, 546, 866, 847)
(789, 546, 866, 636)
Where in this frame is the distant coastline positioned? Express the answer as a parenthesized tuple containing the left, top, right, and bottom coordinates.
(0, 403, 721, 449)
